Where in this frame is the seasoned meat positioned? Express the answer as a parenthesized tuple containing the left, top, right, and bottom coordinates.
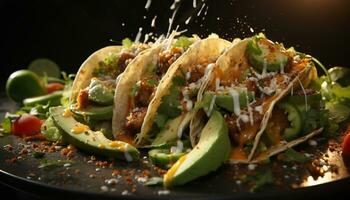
(135, 80, 155, 107)
(188, 65, 205, 83)
(125, 107, 148, 134)
(76, 89, 89, 109)
(225, 115, 240, 145)
(118, 52, 135, 73)
(158, 47, 182, 76)
(242, 79, 259, 95)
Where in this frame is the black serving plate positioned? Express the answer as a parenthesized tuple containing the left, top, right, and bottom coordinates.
(1, 0, 350, 199)
(0, 94, 349, 200)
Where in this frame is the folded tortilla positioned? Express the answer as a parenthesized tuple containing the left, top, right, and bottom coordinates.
(190, 35, 320, 163)
(130, 36, 232, 147)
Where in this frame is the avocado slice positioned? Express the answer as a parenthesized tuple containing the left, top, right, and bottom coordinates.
(163, 111, 231, 187)
(202, 91, 254, 114)
(50, 106, 139, 161)
(70, 104, 113, 121)
(151, 115, 184, 147)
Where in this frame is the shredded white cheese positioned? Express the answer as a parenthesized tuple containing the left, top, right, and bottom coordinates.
(229, 89, 241, 116)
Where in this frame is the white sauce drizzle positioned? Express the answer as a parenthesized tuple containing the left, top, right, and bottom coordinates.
(215, 78, 220, 91)
(280, 61, 285, 74)
(143, 33, 149, 43)
(193, 0, 197, 8)
(246, 89, 254, 125)
(254, 105, 263, 114)
(185, 16, 192, 25)
(197, 3, 206, 16)
(262, 59, 267, 77)
(145, 0, 152, 10)
(207, 95, 216, 116)
(171, 140, 184, 153)
(229, 89, 241, 116)
(170, 0, 180, 10)
(205, 63, 215, 76)
(134, 27, 143, 44)
(186, 71, 191, 80)
(166, 7, 179, 38)
(151, 15, 157, 27)
(124, 144, 133, 162)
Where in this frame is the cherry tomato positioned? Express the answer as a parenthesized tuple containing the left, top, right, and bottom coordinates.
(12, 114, 43, 136)
(46, 82, 64, 94)
(342, 128, 350, 158)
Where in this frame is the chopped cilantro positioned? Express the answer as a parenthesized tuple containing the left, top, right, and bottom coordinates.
(147, 79, 158, 86)
(157, 76, 185, 120)
(1, 117, 12, 135)
(243, 169, 274, 192)
(41, 117, 63, 142)
(172, 36, 193, 50)
(250, 169, 274, 192)
(32, 151, 45, 159)
(122, 38, 133, 48)
(130, 81, 141, 97)
(280, 148, 310, 163)
(38, 158, 73, 169)
(154, 113, 168, 129)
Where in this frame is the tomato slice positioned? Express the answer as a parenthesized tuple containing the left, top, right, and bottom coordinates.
(12, 114, 43, 136)
(46, 82, 64, 94)
(342, 128, 350, 158)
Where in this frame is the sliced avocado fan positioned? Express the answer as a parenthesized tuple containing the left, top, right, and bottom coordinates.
(50, 106, 139, 161)
(163, 111, 231, 187)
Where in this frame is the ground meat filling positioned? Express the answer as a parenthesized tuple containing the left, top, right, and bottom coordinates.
(118, 52, 135, 74)
(76, 89, 89, 109)
(125, 47, 185, 135)
(224, 111, 262, 147)
(135, 79, 156, 107)
(157, 47, 182, 76)
(125, 107, 148, 134)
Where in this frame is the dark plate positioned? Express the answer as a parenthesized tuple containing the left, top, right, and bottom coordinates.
(0, 94, 350, 200)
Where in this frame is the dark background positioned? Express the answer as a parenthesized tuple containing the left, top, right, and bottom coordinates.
(0, 0, 349, 199)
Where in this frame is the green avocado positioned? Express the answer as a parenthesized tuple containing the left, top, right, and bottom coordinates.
(50, 106, 139, 161)
(151, 115, 184, 147)
(23, 91, 63, 106)
(70, 104, 113, 121)
(163, 111, 231, 187)
(202, 91, 254, 113)
(87, 79, 114, 105)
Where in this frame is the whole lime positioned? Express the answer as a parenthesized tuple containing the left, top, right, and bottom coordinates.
(6, 70, 46, 102)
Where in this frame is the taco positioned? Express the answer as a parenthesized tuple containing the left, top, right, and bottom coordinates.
(112, 33, 201, 144)
(130, 36, 232, 147)
(68, 40, 152, 137)
(191, 33, 322, 163)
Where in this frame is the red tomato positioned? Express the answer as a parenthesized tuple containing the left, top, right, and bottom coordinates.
(12, 114, 43, 136)
(46, 82, 64, 93)
(342, 129, 350, 158)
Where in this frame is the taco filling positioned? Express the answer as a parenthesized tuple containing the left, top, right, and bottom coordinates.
(198, 33, 318, 162)
(121, 36, 197, 137)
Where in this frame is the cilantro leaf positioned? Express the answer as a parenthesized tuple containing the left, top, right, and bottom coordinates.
(122, 38, 133, 48)
(280, 148, 310, 163)
(1, 117, 12, 135)
(172, 36, 193, 50)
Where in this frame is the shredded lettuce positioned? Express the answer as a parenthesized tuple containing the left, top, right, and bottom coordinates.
(122, 38, 133, 48)
(172, 36, 193, 50)
(41, 117, 63, 142)
(157, 76, 185, 120)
